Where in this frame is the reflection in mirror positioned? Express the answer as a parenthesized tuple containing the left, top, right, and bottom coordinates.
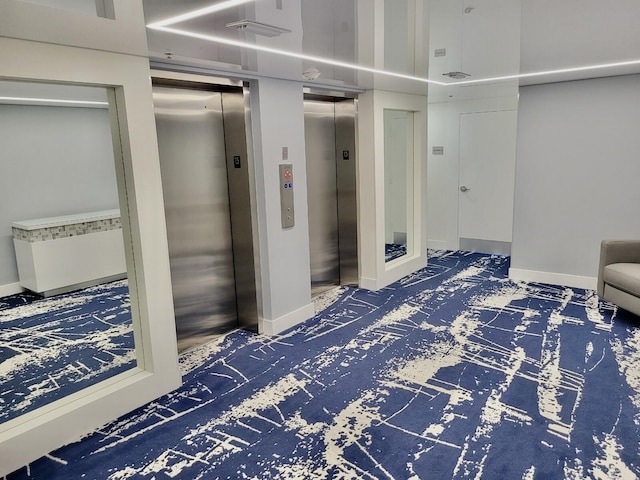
(384, 109, 415, 263)
(384, 0, 414, 75)
(15, 0, 115, 18)
(0, 81, 136, 426)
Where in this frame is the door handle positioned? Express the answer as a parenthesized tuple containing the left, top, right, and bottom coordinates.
(459, 185, 470, 192)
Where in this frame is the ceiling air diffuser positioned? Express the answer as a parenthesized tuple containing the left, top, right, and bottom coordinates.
(226, 20, 291, 37)
(442, 71, 471, 79)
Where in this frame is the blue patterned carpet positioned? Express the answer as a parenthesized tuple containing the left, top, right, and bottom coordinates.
(0, 280, 135, 424)
(7, 251, 640, 479)
(385, 243, 407, 262)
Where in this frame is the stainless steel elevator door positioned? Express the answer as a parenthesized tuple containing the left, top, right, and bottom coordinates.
(304, 97, 358, 296)
(305, 100, 340, 295)
(335, 100, 358, 286)
(153, 86, 237, 352)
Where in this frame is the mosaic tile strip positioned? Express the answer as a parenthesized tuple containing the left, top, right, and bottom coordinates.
(13, 217, 122, 243)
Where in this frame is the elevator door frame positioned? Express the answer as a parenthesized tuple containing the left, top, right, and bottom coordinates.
(304, 93, 358, 295)
(152, 74, 259, 351)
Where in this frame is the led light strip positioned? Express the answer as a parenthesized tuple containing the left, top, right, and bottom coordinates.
(0, 96, 108, 106)
(147, 1, 640, 87)
(148, 0, 256, 28)
(147, 0, 446, 86)
(148, 25, 449, 86)
(451, 59, 640, 86)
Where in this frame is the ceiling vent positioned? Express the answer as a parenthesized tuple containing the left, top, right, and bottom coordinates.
(302, 67, 321, 81)
(226, 19, 291, 37)
(442, 71, 471, 79)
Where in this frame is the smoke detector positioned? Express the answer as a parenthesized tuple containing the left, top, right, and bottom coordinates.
(302, 67, 321, 81)
(442, 71, 471, 79)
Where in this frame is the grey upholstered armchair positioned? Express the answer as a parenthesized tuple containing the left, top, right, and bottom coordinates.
(597, 240, 640, 316)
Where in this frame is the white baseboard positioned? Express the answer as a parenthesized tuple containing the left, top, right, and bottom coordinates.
(261, 302, 315, 336)
(427, 240, 448, 251)
(0, 282, 25, 297)
(509, 268, 597, 291)
(359, 276, 377, 291)
(359, 253, 427, 291)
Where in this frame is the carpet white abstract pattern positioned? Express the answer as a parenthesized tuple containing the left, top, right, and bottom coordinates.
(0, 280, 135, 424)
(7, 251, 640, 479)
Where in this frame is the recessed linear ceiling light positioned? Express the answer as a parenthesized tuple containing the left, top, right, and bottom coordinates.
(148, 0, 256, 29)
(148, 25, 449, 86)
(148, 5, 640, 87)
(226, 19, 291, 37)
(450, 59, 640, 86)
(0, 96, 108, 106)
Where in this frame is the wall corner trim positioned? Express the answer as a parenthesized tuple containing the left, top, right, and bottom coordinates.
(509, 268, 597, 291)
(261, 302, 315, 336)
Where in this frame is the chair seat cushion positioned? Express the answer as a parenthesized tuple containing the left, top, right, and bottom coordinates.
(604, 263, 640, 296)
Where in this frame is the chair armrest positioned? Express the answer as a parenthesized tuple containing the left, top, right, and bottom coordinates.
(598, 240, 640, 296)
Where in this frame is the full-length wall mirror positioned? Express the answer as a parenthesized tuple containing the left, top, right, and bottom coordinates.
(384, 108, 415, 263)
(0, 80, 137, 427)
(1, 3, 180, 475)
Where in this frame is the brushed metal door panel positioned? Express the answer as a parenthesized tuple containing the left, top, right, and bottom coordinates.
(221, 90, 258, 332)
(304, 100, 340, 295)
(335, 99, 358, 286)
(153, 86, 237, 352)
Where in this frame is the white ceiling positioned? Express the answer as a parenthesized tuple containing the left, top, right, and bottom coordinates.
(142, 0, 640, 92)
(521, 0, 640, 76)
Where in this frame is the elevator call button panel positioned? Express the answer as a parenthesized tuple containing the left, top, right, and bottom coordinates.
(279, 163, 294, 228)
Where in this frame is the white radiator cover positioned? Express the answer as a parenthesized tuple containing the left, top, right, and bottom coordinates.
(12, 210, 126, 295)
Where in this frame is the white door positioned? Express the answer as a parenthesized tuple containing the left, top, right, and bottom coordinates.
(458, 110, 518, 248)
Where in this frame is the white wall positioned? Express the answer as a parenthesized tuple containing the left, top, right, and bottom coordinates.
(426, 101, 456, 250)
(0, 104, 118, 288)
(301, 0, 357, 84)
(426, 95, 519, 251)
(384, 0, 413, 74)
(250, 77, 314, 334)
(240, 1, 315, 335)
(510, 74, 640, 288)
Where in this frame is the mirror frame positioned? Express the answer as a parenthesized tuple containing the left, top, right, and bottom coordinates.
(0, 4, 181, 475)
(358, 89, 428, 290)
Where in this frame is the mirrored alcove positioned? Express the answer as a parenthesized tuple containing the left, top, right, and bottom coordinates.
(0, 80, 137, 427)
(384, 108, 415, 263)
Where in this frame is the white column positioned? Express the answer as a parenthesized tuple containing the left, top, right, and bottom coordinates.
(356, 0, 429, 290)
(245, 1, 314, 334)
